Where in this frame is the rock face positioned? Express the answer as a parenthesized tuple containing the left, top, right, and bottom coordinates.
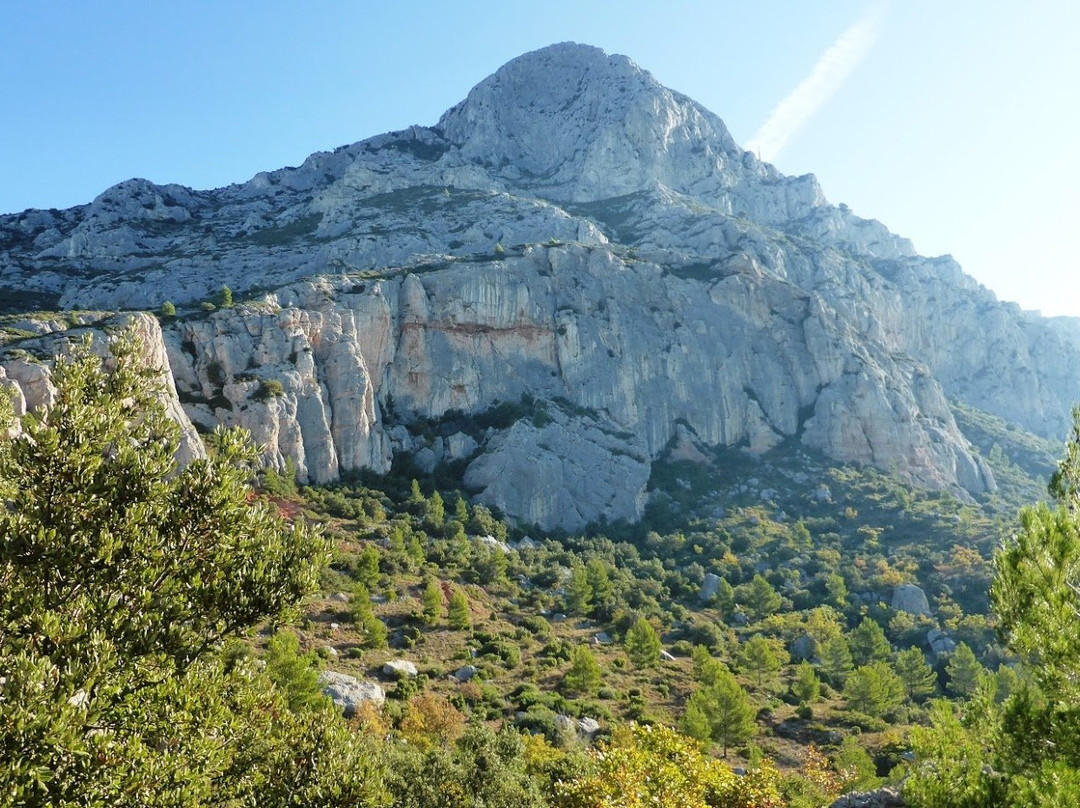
(2, 42, 1078, 529)
(0, 313, 205, 466)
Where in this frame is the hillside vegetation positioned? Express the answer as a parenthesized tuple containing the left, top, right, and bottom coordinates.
(1, 331, 1076, 807)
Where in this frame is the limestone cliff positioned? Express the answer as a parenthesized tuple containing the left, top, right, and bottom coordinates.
(1, 43, 1077, 530)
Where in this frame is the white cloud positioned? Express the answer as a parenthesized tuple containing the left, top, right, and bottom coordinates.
(746, 3, 883, 163)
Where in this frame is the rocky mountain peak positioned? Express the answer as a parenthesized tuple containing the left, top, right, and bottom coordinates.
(438, 42, 816, 216)
(3, 43, 1079, 530)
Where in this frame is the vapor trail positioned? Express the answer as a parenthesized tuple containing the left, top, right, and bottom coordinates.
(746, 3, 883, 162)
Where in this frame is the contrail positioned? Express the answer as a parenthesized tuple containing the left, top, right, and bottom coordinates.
(746, 3, 884, 163)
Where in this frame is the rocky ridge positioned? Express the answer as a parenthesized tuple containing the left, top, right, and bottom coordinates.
(2, 43, 1078, 530)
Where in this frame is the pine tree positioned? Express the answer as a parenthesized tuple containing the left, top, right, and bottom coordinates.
(820, 634, 855, 686)
(426, 490, 445, 528)
(946, 643, 984, 698)
(454, 494, 469, 523)
(585, 558, 614, 609)
(680, 693, 713, 742)
(741, 574, 782, 620)
(894, 646, 937, 702)
(563, 645, 602, 695)
(448, 588, 471, 631)
(353, 544, 381, 589)
(264, 631, 325, 711)
(349, 584, 388, 649)
(849, 617, 892, 666)
(715, 578, 736, 615)
(738, 635, 787, 690)
(844, 662, 905, 718)
(692, 666, 757, 757)
(565, 562, 593, 616)
(624, 617, 662, 668)
(408, 478, 426, 513)
(219, 284, 234, 308)
(421, 577, 443, 624)
(161, 300, 176, 317)
(792, 661, 821, 705)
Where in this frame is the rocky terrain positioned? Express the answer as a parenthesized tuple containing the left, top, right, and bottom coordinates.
(2, 42, 1078, 530)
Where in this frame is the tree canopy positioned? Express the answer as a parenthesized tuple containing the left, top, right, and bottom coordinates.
(0, 329, 386, 805)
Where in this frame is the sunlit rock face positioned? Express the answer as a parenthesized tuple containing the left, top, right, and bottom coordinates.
(2, 42, 1078, 529)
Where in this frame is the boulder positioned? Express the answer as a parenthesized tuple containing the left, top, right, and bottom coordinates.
(556, 714, 602, 739)
(453, 665, 478, 682)
(790, 632, 818, 661)
(927, 628, 957, 657)
(382, 659, 419, 678)
(473, 534, 513, 554)
(892, 584, 931, 616)
(828, 785, 904, 807)
(318, 671, 385, 717)
(699, 572, 722, 603)
(577, 717, 601, 737)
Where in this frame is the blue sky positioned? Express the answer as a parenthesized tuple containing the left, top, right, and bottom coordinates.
(3, 1, 1078, 317)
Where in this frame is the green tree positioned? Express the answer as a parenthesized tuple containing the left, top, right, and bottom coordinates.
(740, 574, 782, 620)
(905, 408, 1080, 808)
(894, 646, 937, 703)
(849, 617, 892, 666)
(586, 557, 614, 610)
(681, 696, 713, 743)
(426, 490, 445, 528)
(263, 630, 326, 711)
(843, 662, 905, 718)
(715, 577, 736, 615)
(421, 577, 444, 624)
(219, 284, 234, 308)
(386, 724, 548, 808)
(565, 562, 593, 616)
(946, 643, 984, 698)
(349, 584, 388, 649)
(448, 588, 471, 631)
(0, 330, 386, 804)
(161, 300, 176, 317)
(686, 666, 758, 757)
(994, 504, 1080, 703)
(563, 645, 602, 695)
(738, 635, 788, 690)
(792, 661, 821, 705)
(472, 544, 509, 588)
(834, 736, 883, 793)
(354, 543, 382, 589)
(824, 573, 849, 608)
(454, 494, 469, 524)
(819, 634, 855, 686)
(624, 617, 662, 668)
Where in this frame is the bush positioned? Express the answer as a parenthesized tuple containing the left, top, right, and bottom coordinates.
(254, 378, 286, 402)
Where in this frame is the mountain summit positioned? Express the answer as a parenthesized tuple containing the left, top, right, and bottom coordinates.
(439, 43, 825, 223)
(1, 43, 1077, 529)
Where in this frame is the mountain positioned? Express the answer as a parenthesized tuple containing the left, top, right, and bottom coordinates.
(1, 42, 1078, 531)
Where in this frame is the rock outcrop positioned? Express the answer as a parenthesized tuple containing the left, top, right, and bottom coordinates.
(2, 42, 1078, 529)
(0, 313, 205, 466)
(891, 584, 931, 617)
(318, 671, 385, 717)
